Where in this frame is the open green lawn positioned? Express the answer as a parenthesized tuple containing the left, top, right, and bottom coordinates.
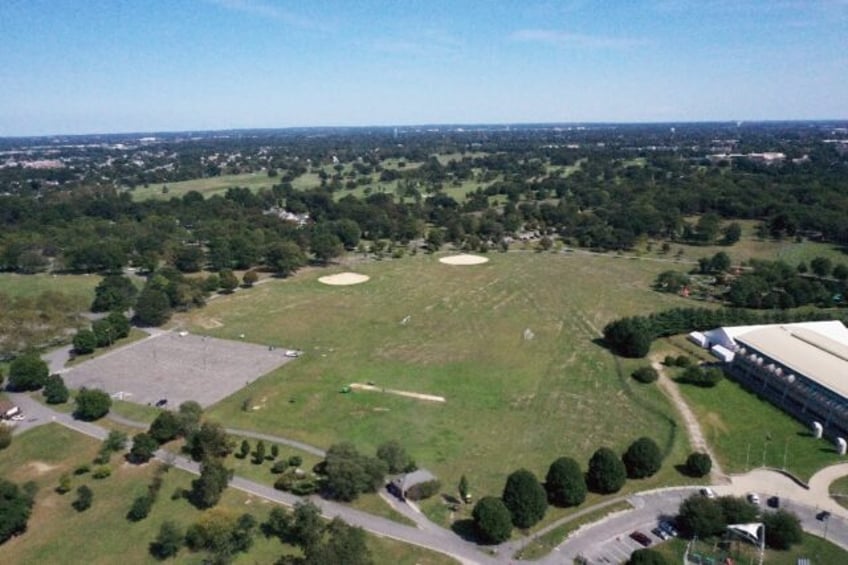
(129, 172, 276, 201)
(634, 220, 848, 268)
(675, 376, 843, 481)
(181, 251, 693, 503)
(654, 533, 847, 565)
(0, 272, 100, 304)
(0, 424, 454, 564)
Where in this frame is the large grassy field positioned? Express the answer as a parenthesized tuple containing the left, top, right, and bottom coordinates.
(0, 424, 454, 564)
(181, 251, 693, 501)
(0, 272, 100, 303)
(129, 172, 276, 201)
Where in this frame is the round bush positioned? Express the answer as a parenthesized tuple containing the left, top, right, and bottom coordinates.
(631, 366, 659, 384)
(623, 437, 663, 479)
(685, 452, 712, 477)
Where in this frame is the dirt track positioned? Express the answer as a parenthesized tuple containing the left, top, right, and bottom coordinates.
(349, 383, 446, 403)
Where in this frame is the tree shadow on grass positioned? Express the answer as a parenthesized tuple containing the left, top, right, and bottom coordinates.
(451, 518, 479, 543)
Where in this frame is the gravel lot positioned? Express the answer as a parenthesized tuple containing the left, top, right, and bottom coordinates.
(62, 332, 295, 408)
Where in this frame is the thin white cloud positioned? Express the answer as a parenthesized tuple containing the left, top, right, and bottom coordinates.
(371, 30, 464, 59)
(509, 29, 648, 49)
(206, 0, 331, 32)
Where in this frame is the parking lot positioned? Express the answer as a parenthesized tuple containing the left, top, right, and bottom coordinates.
(577, 519, 674, 564)
(62, 331, 296, 407)
(560, 488, 698, 564)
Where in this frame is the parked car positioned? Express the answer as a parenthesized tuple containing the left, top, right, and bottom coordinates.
(700, 487, 717, 499)
(652, 527, 670, 541)
(747, 492, 760, 505)
(11, 414, 25, 421)
(155, 398, 168, 408)
(817, 511, 831, 521)
(630, 531, 652, 547)
(767, 496, 780, 508)
(659, 520, 679, 537)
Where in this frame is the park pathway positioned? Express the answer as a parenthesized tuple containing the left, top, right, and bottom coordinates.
(652, 358, 728, 483)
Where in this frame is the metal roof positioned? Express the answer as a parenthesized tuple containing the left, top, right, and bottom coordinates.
(733, 321, 848, 400)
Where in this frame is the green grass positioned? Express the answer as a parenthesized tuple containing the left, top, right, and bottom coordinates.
(828, 474, 848, 510)
(0, 424, 455, 564)
(129, 172, 276, 201)
(183, 251, 692, 502)
(0, 272, 99, 304)
(635, 220, 848, 267)
(676, 376, 843, 481)
(654, 533, 848, 565)
(514, 500, 633, 560)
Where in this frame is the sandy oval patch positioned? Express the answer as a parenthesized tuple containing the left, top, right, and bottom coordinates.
(318, 272, 370, 286)
(439, 254, 490, 266)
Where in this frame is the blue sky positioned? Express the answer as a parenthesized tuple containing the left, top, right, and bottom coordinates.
(1, 0, 846, 135)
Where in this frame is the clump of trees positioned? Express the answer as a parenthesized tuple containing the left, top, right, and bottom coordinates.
(603, 306, 843, 358)
(0, 479, 35, 544)
(676, 493, 801, 549)
(73, 312, 131, 355)
(320, 442, 386, 502)
(677, 365, 723, 388)
(43, 374, 69, 404)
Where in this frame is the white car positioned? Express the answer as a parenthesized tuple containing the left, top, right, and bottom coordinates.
(700, 487, 717, 499)
(285, 350, 302, 358)
(11, 414, 25, 421)
(747, 492, 760, 505)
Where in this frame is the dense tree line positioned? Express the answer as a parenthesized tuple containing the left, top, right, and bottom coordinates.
(603, 306, 847, 358)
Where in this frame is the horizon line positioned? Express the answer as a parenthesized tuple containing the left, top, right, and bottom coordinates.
(3, 118, 848, 140)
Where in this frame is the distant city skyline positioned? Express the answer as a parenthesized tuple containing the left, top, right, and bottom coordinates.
(1, 0, 846, 136)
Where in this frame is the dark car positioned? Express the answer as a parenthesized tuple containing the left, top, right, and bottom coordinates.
(659, 520, 679, 537)
(155, 398, 168, 408)
(817, 511, 831, 521)
(630, 531, 652, 547)
(767, 496, 780, 508)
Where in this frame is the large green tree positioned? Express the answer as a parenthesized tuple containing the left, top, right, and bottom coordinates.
(149, 520, 183, 559)
(265, 241, 306, 277)
(43, 374, 69, 404)
(73, 387, 112, 421)
(545, 457, 587, 507)
(91, 274, 138, 313)
(129, 432, 159, 464)
(685, 452, 712, 477)
(134, 287, 171, 326)
(148, 411, 182, 444)
(763, 509, 802, 549)
(323, 442, 387, 502)
(472, 496, 513, 544)
(376, 440, 414, 474)
(186, 421, 231, 462)
(587, 447, 627, 494)
(501, 468, 548, 529)
(72, 329, 97, 355)
(622, 437, 663, 479)
(189, 458, 231, 509)
(677, 495, 725, 538)
(7, 353, 49, 391)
